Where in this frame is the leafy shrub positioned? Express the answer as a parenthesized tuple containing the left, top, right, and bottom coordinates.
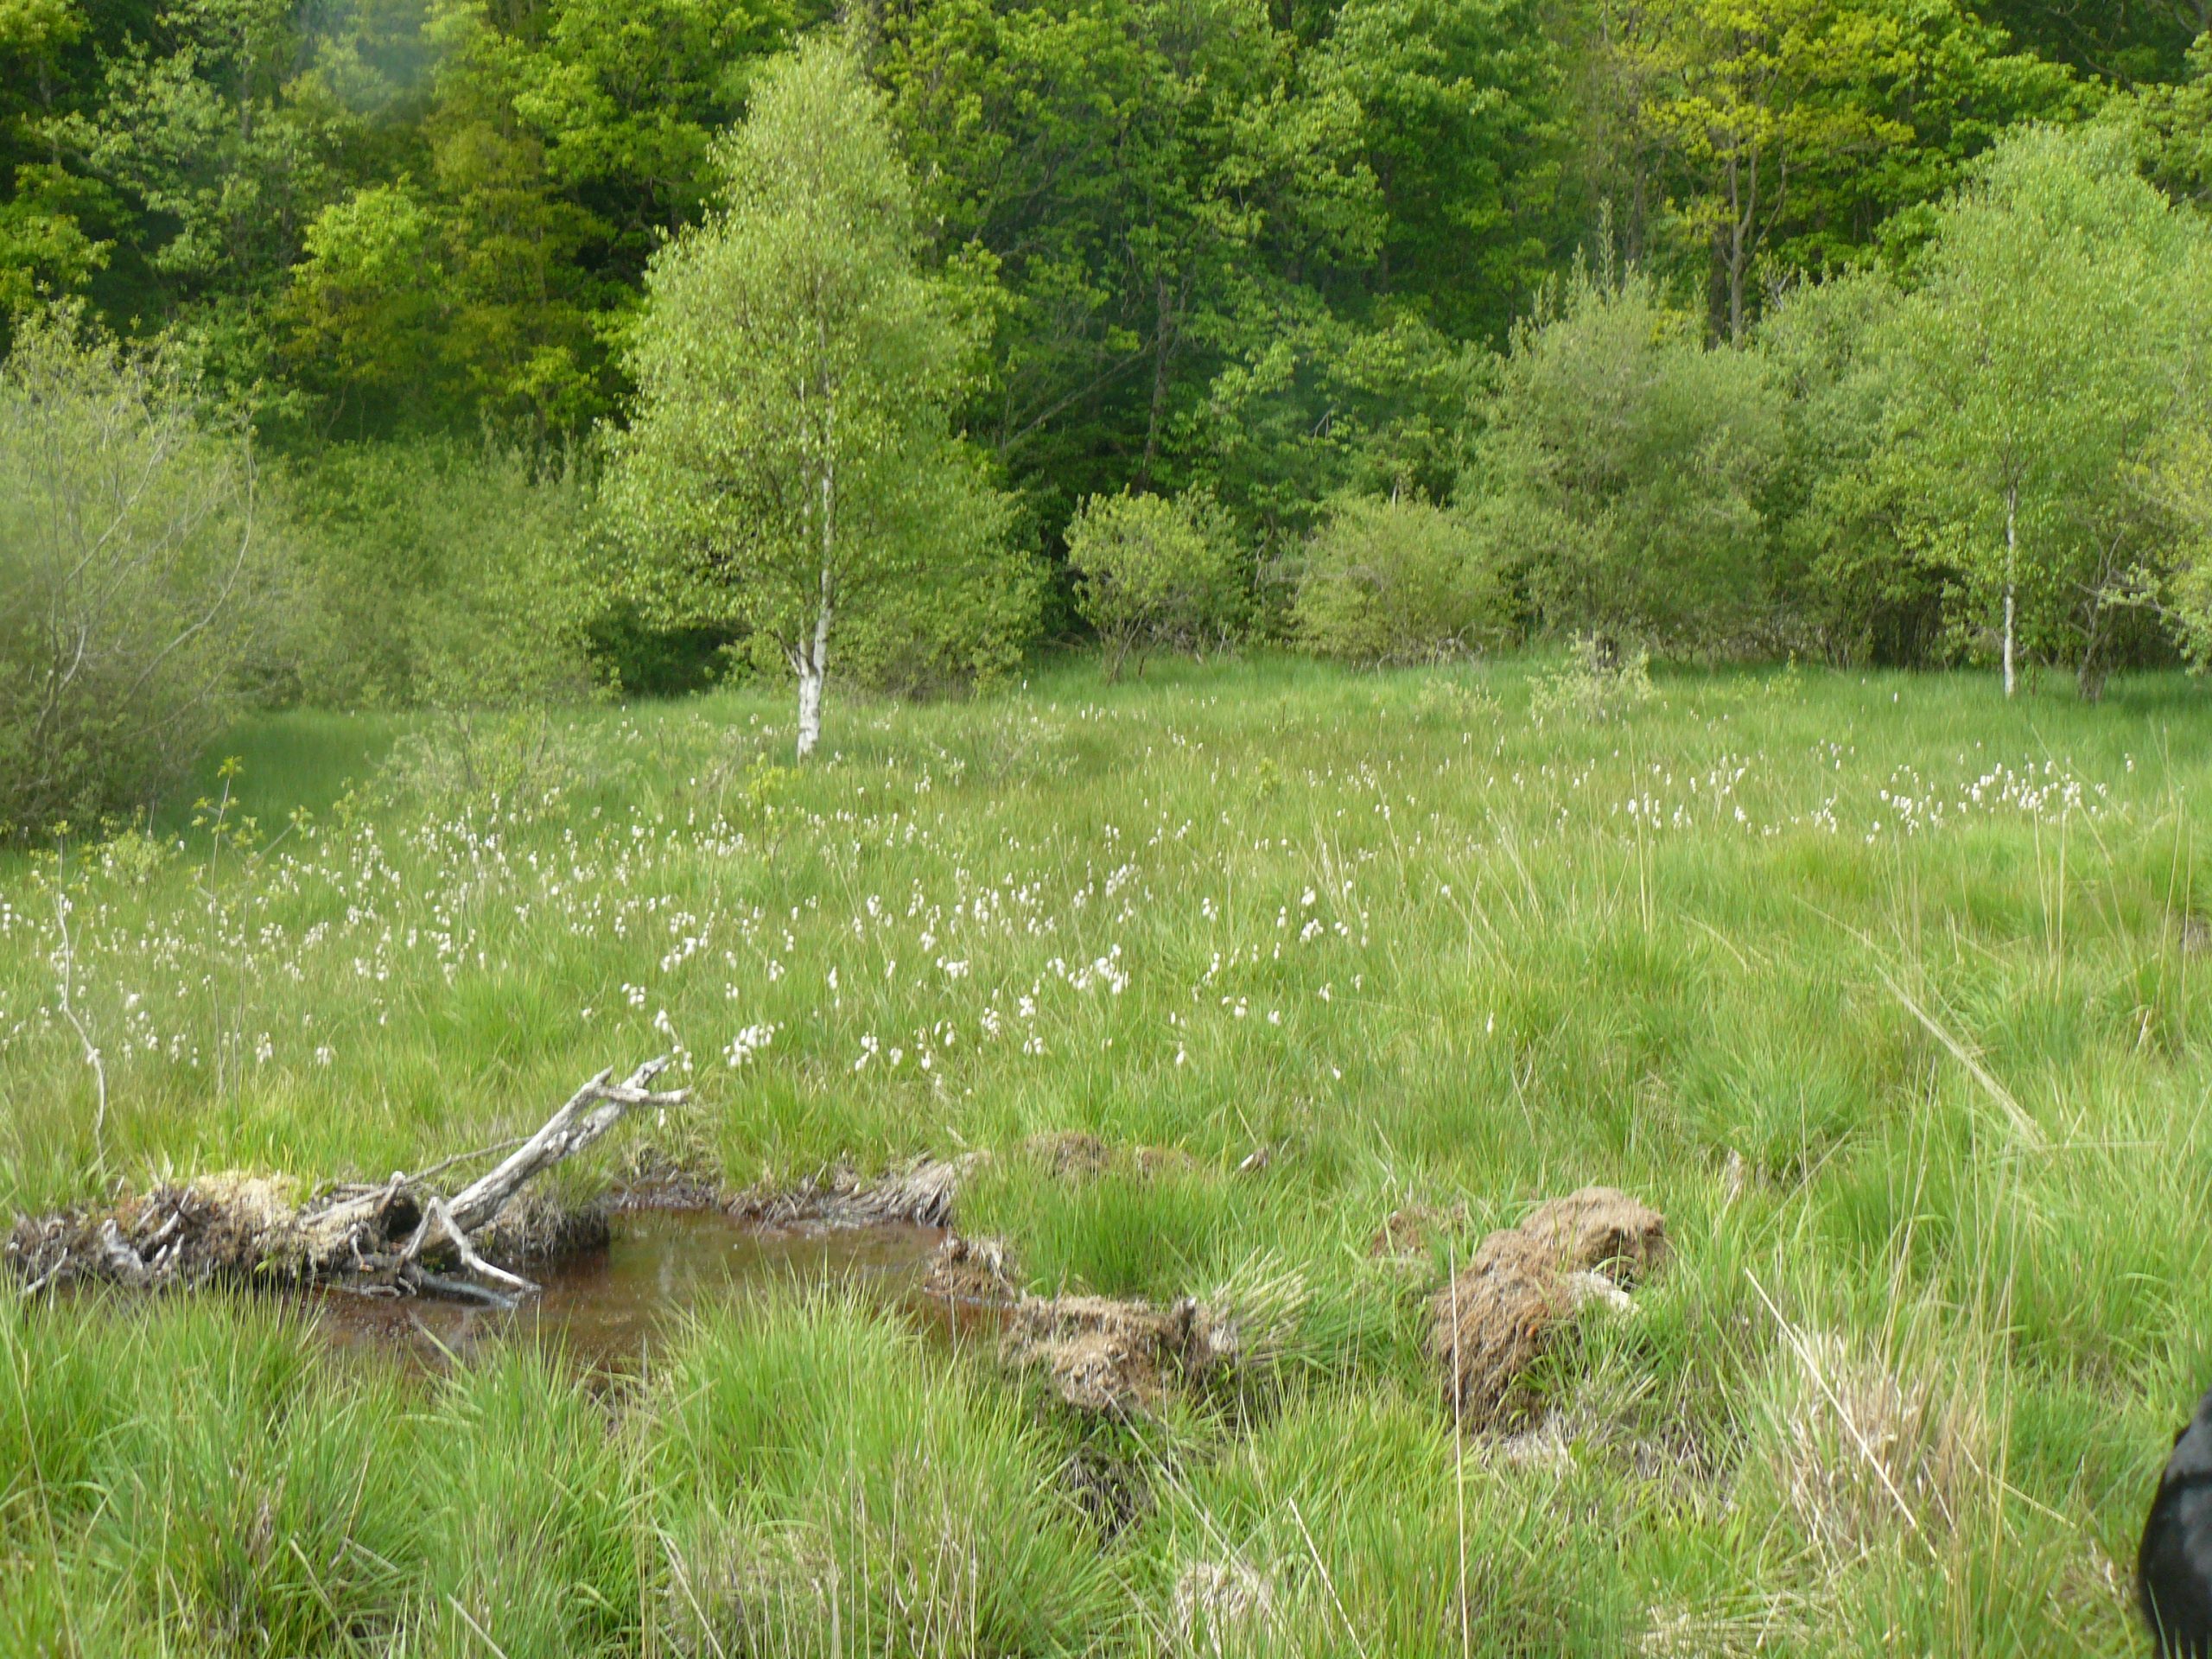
(1529, 633, 1657, 723)
(0, 312, 286, 836)
(1293, 493, 1510, 665)
(1467, 257, 1783, 657)
(1065, 487, 1247, 678)
(283, 438, 607, 710)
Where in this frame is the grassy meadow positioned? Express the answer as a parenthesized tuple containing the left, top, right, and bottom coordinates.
(6, 655, 2212, 1654)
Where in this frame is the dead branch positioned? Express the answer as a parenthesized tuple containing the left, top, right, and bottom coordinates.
(6, 1057, 689, 1306)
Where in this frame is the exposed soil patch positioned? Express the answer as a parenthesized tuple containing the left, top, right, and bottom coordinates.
(1431, 1185, 1668, 1431)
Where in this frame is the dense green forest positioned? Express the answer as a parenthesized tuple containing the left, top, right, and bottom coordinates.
(14, 0, 2212, 824)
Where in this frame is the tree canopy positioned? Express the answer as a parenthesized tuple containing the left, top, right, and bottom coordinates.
(607, 37, 1032, 755)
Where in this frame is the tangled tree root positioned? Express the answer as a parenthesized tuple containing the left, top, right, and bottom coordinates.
(6, 1058, 685, 1307)
(1430, 1185, 1668, 1431)
(920, 1234, 1238, 1415)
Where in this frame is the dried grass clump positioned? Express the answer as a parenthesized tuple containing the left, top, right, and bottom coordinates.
(730, 1153, 980, 1229)
(1007, 1293, 1237, 1414)
(921, 1233, 1019, 1303)
(920, 1233, 1249, 1416)
(1366, 1199, 1468, 1265)
(1170, 1557, 1276, 1655)
(1768, 1329, 1976, 1561)
(1429, 1185, 1667, 1430)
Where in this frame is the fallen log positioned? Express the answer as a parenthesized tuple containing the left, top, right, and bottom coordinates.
(5, 1057, 687, 1306)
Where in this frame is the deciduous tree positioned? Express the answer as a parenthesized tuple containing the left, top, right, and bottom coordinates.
(607, 37, 1032, 758)
(1878, 124, 2211, 696)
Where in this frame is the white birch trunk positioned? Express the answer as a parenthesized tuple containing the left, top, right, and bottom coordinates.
(795, 648, 824, 760)
(794, 444, 835, 761)
(2003, 486, 2018, 700)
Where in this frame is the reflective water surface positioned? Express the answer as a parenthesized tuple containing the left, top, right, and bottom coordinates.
(312, 1210, 954, 1370)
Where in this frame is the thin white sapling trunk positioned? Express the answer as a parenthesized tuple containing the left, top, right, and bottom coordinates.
(2003, 483, 2018, 700)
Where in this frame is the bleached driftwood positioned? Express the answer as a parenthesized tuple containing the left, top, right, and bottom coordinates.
(7, 1058, 688, 1307)
(448, 1060, 678, 1231)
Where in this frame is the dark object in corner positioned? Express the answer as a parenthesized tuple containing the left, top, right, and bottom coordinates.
(2143, 1384, 2212, 1656)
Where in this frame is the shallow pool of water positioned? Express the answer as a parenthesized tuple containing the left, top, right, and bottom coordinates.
(313, 1210, 954, 1370)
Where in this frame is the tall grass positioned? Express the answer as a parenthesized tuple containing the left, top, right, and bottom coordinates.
(5, 655, 2210, 1649)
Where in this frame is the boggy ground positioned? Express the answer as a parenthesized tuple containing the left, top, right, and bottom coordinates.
(4, 654, 2212, 1655)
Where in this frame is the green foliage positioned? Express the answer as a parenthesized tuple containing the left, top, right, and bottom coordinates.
(1292, 493, 1511, 665)
(877, 0, 1560, 549)
(2150, 426, 2212, 670)
(609, 37, 1034, 752)
(1874, 123, 2212, 693)
(1466, 257, 1783, 654)
(282, 437, 607, 710)
(0, 310, 283, 836)
(1974, 0, 2202, 85)
(1306, 0, 1570, 344)
(1065, 487, 1248, 677)
(1580, 0, 2084, 340)
(2122, 32, 2212, 205)
(1757, 267, 1948, 663)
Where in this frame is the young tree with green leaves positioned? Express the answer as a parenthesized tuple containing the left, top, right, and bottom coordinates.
(0, 310, 283, 834)
(607, 36, 1032, 759)
(1065, 488, 1246, 679)
(1878, 124, 2211, 696)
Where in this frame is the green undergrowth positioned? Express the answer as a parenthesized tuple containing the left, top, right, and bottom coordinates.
(6, 655, 2212, 1651)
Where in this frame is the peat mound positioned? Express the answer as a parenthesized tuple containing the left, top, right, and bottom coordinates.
(1430, 1185, 1667, 1431)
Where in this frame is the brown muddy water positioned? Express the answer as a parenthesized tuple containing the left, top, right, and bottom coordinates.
(313, 1211, 962, 1370)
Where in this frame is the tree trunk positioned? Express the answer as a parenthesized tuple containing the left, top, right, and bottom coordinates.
(796, 620, 827, 760)
(796, 444, 835, 761)
(1727, 149, 1749, 346)
(2003, 486, 2018, 700)
(2077, 652, 2107, 703)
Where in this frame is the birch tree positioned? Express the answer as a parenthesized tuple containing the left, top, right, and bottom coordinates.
(1878, 124, 2208, 697)
(607, 37, 1020, 758)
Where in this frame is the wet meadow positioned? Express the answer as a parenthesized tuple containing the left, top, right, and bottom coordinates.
(4, 655, 2209, 1656)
